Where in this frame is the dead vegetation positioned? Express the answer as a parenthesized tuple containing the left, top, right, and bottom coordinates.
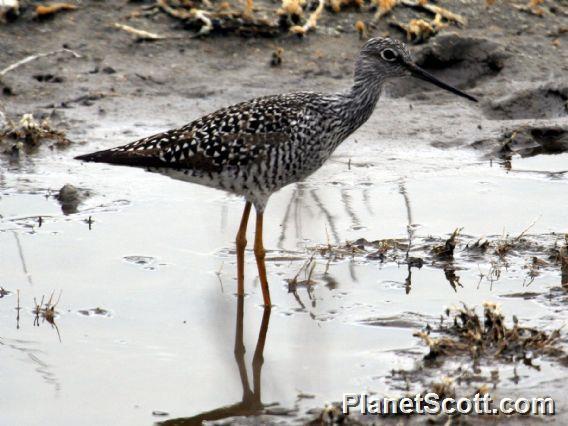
(116, 0, 469, 40)
(431, 227, 461, 261)
(0, 0, 562, 43)
(370, 302, 567, 420)
(415, 302, 565, 365)
(307, 403, 349, 425)
(0, 112, 73, 157)
(308, 301, 565, 423)
(1, 0, 559, 44)
(494, 220, 537, 258)
(380, 0, 466, 42)
(33, 290, 63, 341)
(306, 228, 568, 290)
(153, 0, 281, 37)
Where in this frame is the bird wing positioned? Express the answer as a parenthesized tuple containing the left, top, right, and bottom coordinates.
(76, 93, 319, 172)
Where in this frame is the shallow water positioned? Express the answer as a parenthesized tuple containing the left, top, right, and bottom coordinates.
(1, 107, 568, 425)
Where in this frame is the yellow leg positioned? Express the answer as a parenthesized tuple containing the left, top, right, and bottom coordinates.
(236, 202, 252, 296)
(254, 210, 271, 306)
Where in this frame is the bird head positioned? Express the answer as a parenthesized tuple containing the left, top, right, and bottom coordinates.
(358, 37, 478, 102)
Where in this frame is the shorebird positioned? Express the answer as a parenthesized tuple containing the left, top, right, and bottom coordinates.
(76, 37, 477, 307)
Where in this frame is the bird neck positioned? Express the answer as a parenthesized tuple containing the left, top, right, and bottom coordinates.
(334, 60, 384, 138)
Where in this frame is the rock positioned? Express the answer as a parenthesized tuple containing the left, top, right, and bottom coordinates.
(57, 183, 80, 202)
(56, 184, 88, 214)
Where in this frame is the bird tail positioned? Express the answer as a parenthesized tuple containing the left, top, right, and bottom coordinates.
(75, 148, 164, 168)
(75, 150, 112, 163)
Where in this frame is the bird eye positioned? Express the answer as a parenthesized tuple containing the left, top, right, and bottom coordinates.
(380, 48, 397, 61)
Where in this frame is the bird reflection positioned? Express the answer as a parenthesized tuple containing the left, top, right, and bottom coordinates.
(158, 297, 271, 425)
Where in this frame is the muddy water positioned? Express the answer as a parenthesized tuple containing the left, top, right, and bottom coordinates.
(1, 99, 568, 425)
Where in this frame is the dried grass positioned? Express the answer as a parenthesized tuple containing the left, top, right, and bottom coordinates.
(415, 303, 564, 364)
(0, 113, 72, 155)
(33, 290, 63, 341)
(432, 228, 461, 261)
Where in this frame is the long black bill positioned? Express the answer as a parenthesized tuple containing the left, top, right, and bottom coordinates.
(405, 62, 478, 103)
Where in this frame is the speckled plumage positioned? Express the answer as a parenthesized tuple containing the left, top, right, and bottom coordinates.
(75, 37, 477, 306)
(76, 39, 411, 211)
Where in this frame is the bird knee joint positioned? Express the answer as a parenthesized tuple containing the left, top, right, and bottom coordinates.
(252, 354, 264, 369)
(254, 245, 265, 259)
(234, 345, 246, 358)
(236, 236, 247, 249)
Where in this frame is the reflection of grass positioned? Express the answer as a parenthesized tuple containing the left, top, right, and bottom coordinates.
(303, 226, 566, 289)
(33, 290, 63, 342)
(288, 253, 317, 287)
(287, 254, 318, 312)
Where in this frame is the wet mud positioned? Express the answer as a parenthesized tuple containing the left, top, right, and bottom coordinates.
(483, 83, 568, 120)
(387, 33, 508, 99)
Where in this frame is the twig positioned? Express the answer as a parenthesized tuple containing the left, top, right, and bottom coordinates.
(114, 22, 166, 40)
(511, 217, 540, 244)
(0, 48, 80, 78)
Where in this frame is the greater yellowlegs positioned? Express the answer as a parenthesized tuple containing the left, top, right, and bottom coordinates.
(76, 37, 477, 306)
